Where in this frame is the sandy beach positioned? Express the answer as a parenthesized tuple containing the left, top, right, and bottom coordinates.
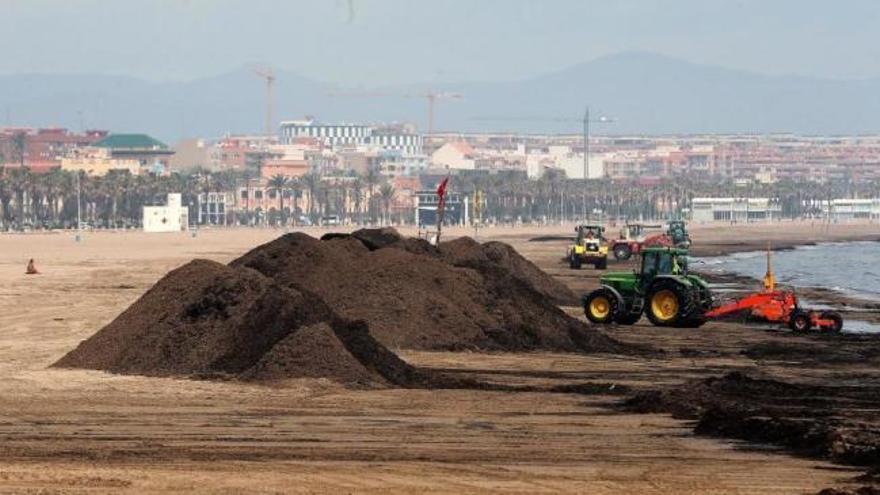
(0, 221, 877, 493)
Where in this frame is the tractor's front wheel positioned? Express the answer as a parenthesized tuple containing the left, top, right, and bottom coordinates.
(613, 244, 632, 261)
(595, 257, 608, 270)
(569, 251, 582, 269)
(646, 281, 694, 327)
(583, 288, 619, 324)
(789, 311, 811, 332)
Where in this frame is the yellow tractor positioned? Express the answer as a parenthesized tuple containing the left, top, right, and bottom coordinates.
(568, 224, 608, 270)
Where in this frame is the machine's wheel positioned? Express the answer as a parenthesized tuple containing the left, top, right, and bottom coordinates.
(820, 311, 843, 333)
(789, 311, 812, 332)
(616, 312, 642, 325)
(583, 288, 620, 324)
(613, 244, 632, 261)
(595, 257, 608, 270)
(569, 251, 582, 269)
(646, 280, 694, 327)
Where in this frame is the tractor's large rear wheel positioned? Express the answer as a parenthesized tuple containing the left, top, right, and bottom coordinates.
(583, 288, 620, 324)
(646, 281, 697, 327)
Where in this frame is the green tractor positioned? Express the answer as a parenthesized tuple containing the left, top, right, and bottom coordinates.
(666, 220, 691, 248)
(582, 246, 713, 327)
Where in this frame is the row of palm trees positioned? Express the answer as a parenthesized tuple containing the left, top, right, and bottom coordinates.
(0, 165, 877, 231)
(0, 166, 403, 230)
(261, 173, 397, 226)
(457, 169, 880, 223)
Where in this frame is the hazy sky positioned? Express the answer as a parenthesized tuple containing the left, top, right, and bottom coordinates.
(1, 0, 878, 83)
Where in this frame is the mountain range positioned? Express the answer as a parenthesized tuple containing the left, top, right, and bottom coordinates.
(1, 52, 878, 143)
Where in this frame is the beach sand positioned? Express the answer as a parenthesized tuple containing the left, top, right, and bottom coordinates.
(0, 221, 877, 493)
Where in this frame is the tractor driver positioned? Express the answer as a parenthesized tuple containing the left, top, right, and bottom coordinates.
(672, 256, 687, 275)
(656, 252, 686, 275)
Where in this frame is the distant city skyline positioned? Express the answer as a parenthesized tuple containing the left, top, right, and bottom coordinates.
(1, 0, 879, 84)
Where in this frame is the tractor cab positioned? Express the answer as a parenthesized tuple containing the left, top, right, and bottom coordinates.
(640, 247, 689, 280)
(620, 223, 645, 240)
(618, 223, 662, 242)
(575, 224, 605, 245)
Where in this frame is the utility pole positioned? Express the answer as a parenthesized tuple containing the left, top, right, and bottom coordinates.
(75, 171, 82, 242)
(470, 109, 612, 222)
(583, 106, 590, 222)
(579, 106, 613, 222)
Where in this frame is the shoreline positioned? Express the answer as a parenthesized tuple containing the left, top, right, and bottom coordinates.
(688, 233, 880, 257)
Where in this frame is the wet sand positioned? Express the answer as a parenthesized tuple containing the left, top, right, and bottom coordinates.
(0, 221, 877, 493)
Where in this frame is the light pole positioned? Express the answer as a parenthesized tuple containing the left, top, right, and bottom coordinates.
(75, 171, 82, 242)
(582, 106, 613, 222)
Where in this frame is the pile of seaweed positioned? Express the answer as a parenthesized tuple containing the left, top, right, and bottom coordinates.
(230, 228, 627, 352)
(625, 372, 880, 468)
(54, 229, 641, 386)
(54, 260, 424, 388)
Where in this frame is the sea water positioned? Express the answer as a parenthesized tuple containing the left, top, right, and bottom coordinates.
(696, 241, 880, 300)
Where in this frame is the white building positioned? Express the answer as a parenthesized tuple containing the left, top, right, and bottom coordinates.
(198, 191, 234, 225)
(691, 197, 782, 223)
(279, 119, 423, 155)
(143, 194, 189, 232)
(431, 141, 477, 170)
(280, 120, 372, 147)
(377, 150, 428, 177)
(822, 199, 880, 221)
(369, 132, 423, 155)
(526, 147, 609, 179)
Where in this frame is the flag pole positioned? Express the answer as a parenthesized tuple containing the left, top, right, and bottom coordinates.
(435, 175, 450, 245)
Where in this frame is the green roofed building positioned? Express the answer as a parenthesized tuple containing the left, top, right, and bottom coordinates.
(94, 133, 174, 175)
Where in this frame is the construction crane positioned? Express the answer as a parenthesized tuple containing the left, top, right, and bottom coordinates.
(253, 67, 276, 137)
(420, 91, 462, 136)
(326, 89, 462, 136)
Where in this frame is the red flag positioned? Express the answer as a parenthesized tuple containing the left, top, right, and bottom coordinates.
(436, 177, 449, 198)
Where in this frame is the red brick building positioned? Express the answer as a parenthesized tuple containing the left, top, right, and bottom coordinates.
(0, 127, 107, 172)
